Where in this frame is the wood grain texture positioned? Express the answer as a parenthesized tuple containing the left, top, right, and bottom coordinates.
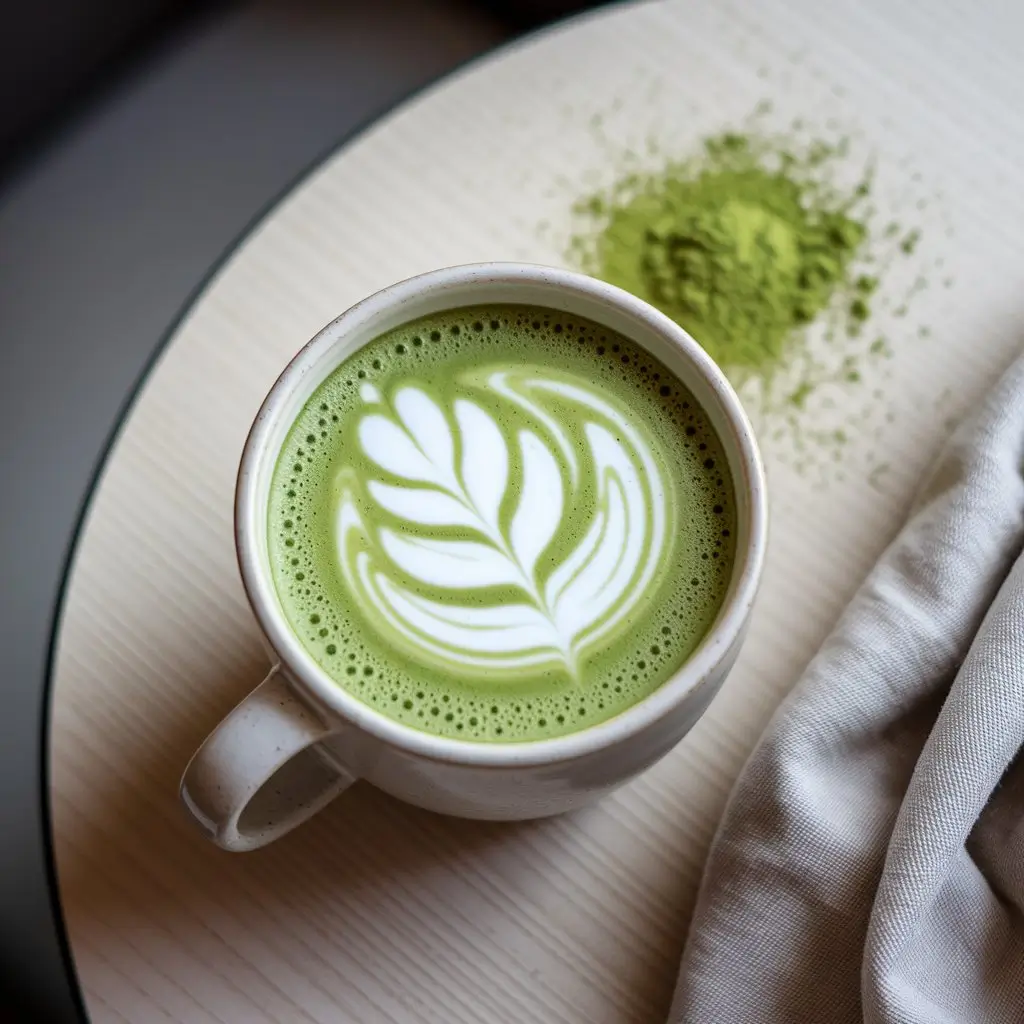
(50, 1, 1024, 1020)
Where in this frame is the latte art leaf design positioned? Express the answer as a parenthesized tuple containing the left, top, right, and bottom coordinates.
(335, 367, 673, 680)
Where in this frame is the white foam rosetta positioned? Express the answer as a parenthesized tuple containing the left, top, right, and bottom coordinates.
(335, 366, 672, 679)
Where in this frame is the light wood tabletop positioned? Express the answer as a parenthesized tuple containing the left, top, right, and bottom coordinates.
(51, 1, 1024, 1020)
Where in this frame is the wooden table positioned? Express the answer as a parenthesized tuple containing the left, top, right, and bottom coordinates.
(51, 1, 1024, 1020)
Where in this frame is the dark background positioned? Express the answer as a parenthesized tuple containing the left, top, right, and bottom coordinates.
(0, 1, 600, 1020)
(0, 0, 604, 181)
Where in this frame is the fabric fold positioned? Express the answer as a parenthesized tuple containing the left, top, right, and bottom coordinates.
(671, 355, 1024, 1024)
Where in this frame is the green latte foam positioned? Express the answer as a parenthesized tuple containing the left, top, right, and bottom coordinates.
(268, 304, 737, 742)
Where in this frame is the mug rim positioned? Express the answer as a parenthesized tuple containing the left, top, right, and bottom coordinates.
(235, 262, 766, 768)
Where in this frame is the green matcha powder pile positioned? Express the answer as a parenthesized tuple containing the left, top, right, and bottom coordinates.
(570, 131, 882, 386)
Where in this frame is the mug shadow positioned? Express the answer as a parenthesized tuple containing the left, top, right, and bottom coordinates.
(54, 644, 563, 949)
(53, 641, 695, 1023)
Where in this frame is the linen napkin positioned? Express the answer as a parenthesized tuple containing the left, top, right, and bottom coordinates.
(670, 354, 1024, 1024)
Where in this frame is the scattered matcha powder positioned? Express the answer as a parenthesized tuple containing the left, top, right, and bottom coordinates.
(569, 131, 876, 383)
(562, 115, 938, 482)
(901, 229, 921, 254)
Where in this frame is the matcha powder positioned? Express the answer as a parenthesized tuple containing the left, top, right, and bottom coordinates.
(570, 131, 882, 383)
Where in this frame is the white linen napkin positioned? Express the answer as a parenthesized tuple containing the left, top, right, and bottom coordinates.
(671, 355, 1024, 1023)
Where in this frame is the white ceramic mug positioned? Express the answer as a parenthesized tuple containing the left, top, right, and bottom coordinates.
(180, 263, 767, 851)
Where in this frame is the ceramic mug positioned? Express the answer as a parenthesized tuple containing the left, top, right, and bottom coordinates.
(180, 263, 767, 851)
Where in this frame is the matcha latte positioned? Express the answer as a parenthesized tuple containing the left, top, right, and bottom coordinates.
(268, 305, 737, 742)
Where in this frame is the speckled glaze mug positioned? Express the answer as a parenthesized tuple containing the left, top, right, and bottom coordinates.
(180, 264, 766, 851)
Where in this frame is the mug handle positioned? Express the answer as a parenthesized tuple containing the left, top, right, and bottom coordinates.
(180, 666, 354, 851)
